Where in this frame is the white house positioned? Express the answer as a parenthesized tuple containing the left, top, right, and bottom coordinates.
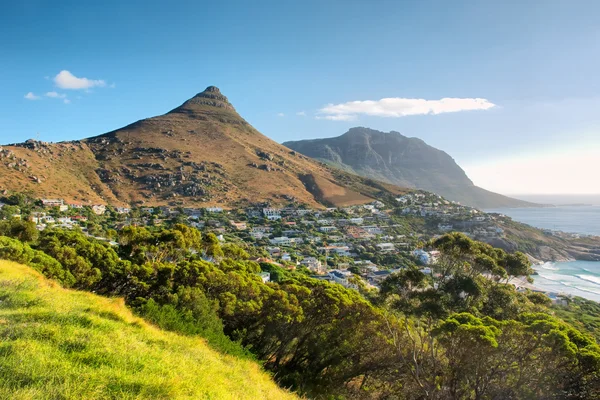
(259, 272, 271, 283)
(41, 199, 64, 207)
(376, 243, 395, 253)
(91, 205, 106, 215)
(301, 257, 325, 274)
(263, 208, 281, 220)
(270, 237, 298, 246)
(319, 226, 337, 233)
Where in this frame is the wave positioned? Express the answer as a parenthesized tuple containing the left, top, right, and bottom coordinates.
(538, 262, 559, 271)
(576, 274, 600, 286)
(537, 273, 564, 283)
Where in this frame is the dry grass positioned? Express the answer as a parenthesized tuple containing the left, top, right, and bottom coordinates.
(0, 90, 407, 208)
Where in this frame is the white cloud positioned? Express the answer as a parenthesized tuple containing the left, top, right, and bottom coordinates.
(54, 70, 106, 90)
(277, 113, 285, 117)
(316, 114, 357, 121)
(296, 111, 306, 116)
(45, 91, 66, 99)
(24, 92, 41, 100)
(318, 97, 496, 120)
(63, 99, 71, 104)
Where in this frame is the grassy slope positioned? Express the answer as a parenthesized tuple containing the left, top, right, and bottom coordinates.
(0, 260, 296, 400)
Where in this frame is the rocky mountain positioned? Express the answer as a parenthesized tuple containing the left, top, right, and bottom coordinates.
(0, 87, 407, 208)
(283, 127, 535, 209)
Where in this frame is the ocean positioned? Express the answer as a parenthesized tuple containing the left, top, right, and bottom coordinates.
(485, 206, 600, 236)
(485, 204, 600, 301)
(534, 261, 600, 302)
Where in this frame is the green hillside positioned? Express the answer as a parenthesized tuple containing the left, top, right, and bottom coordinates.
(0, 260, 296, 400)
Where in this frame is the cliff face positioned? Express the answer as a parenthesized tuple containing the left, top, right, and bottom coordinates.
(284, 127, 536, 209)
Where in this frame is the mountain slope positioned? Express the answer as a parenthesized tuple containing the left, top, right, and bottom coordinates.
(0, 260, 296, 400)
(0, 88, 407, 208)
(283, 127, 535, 209)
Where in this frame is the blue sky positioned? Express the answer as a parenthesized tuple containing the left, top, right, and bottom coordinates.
(1, 0, 599, 195)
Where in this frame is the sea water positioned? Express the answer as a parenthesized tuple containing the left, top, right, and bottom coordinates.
(485, 205, 600, 301)
(533, 261, 600, 302)
(485, 206, 600, 236)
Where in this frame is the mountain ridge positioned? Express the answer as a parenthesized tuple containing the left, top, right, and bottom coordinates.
(283, 127, 536, 209)
(0, 87, 407, 208)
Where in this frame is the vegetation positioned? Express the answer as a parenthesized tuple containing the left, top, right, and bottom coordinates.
(1, 226, 599, 399)
(0, 260, 296, 400)
(554, 296, 600, 341)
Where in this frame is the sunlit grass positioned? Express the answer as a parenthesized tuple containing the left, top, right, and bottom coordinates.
(0, 260, 297, 399)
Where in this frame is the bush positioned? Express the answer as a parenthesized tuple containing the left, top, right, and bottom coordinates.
(0, 236, 74, 285)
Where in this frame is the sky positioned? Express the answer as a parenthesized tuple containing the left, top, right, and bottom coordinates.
(1, 0, 599, 196)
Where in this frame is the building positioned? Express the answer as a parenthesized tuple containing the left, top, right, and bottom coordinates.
(413, 249, 430, 264)
(270, 236, 302, 246)
(301, 257, 325, 274)
(262, 208, 281, 220)
(376, 243, 395, 253)
(266, 247, 281, 257)
(258, 272, 271, 283)
(438, 224, 453, 232)
(41, 199, 63, 207)
(230, 221, 247, 230)
(91, 205, 106, 215)
(328, 270, 358, 289)
(281, 253, 292, 262)
(205, 207, 223, 213)
(319, 226, 337, 233)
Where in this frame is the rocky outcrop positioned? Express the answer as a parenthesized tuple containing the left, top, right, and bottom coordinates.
(284, 127, 537, 209)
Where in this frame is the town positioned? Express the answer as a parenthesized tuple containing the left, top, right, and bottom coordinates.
(0, 190, 521, 291)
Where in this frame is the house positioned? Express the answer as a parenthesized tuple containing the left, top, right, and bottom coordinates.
(59, 204, 69, 212)
(319, 245, 351, 257)
(251, 226, 272, 233)
(295, 209, 313, 216)
(328, 269, 358, 289)
(263, 208, 281, 220)
(349, 217, 364, 225)
(413, 249, 430, 264)
(258, 272, 271, 283)
(72, 215, 88, 223)
(270, 237, 301, 246)
(363, 226, 383, 235)
(281, 253, 292, 262)
(319, 226, 337, 233)
(301, 257, 325, 274)
(116, 207, 131, 214)
(367, 270, 394, 284)
(438, 223, 453, 232)
(230, 221, 247, 230)
(266, 247, 281, 257)
(205, 207, 223, 213)
(190, 221, 205, 229)
(141, 207, 155, 214)
(376, 243, 395, 253)
(91, 204, 106, 215)
(41, 199, 63, 207)
(250, 231, 268, 239)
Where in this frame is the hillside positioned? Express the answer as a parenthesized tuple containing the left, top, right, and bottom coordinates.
(0, 260, 296, 400)
(0, 87, 407, 208)
(283, 127, 536, 209)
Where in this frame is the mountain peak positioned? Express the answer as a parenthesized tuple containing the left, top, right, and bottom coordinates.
(169, 85, 236, 114)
